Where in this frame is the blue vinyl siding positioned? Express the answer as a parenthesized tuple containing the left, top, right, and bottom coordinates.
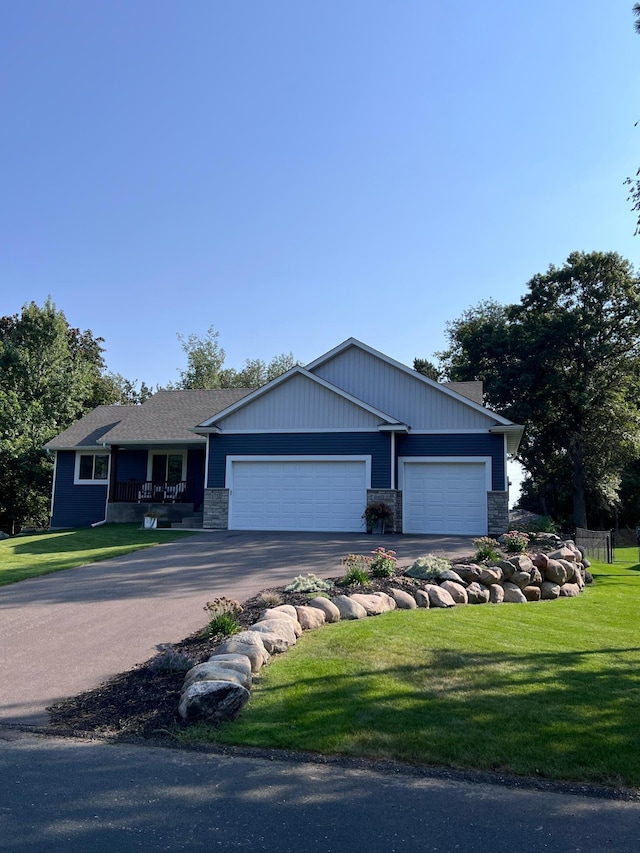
(396, 433, 505, 491)
(187, 448, 206, 507)
(50, 451, 108, 528)
(207, 433, 391, 489)
(115, 449, 148, 481)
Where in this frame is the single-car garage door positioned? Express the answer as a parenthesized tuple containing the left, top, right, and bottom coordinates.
(402, 461, 488, 535)
(229, 459, 368, 532)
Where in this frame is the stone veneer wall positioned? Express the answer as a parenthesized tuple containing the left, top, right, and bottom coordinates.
(203, 489, 229, 529)
(488, 491, 509, 536)
(365, 489, 402, 534)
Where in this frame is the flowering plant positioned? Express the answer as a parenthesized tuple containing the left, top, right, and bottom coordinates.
(369, 546, 397, 578)
(362, 501, 394, 532)
(472, 536, 502, 562)
(502, 530, 530, 554)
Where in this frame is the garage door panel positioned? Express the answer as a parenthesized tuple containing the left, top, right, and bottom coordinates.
(230, 460, 367, 532)
(403, 461, 487, 535)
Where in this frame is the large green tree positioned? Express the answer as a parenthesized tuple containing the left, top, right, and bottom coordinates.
(170, 326, 298, 389)
(437, 251, 640, 528)
(0, 299, 139, 532)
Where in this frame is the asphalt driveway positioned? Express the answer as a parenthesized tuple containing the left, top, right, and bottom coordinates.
(0, 531, 474, 728)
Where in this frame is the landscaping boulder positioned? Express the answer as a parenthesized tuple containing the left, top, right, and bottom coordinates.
(508, 554, 534, 573)
(503, 582, 527, 603)
(478, 566, 503, 586)
(427, 585, 456, 608)
(260, 608, 302, 636)
(439, 569, 467, 586)
(511, 570, 532, 589)
(212, 632, 270, 673)
(349, 593, 393, 615)
(452, 564, 483, 584)
(532, 552, 549, 570)
(204, 653, 253, 680)
(548, 547, 576, 563)
(466, 582, 490, 604)
(333, 595, 367, 620)
(390, 588, 418, 609)
(494, 560, 515, 581)
(308, 596, 341, 623)
(372, 591, 397, 610)
(489, 584, 504, 604)
(178, 680, 250, 725)
(540, 581, 561, 600)
(182, 662, 252, 691)
(523, 586, 541, 602)
(414, 589, 431, 608)
(559, 583, 581, 598)
(544, 560, 568, 585)
(294, 605, 326, 629)
(439, 580, 468, 604)
(271, 604, 299, 621)
(248, 619, 298, 652)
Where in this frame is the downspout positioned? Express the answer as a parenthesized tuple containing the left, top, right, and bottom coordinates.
(92, 442, 111, 527)
(48, 449, 57, 527)
(390, 431, 396, 490)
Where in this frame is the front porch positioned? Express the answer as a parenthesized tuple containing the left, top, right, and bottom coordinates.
(107, 480, 203, 527)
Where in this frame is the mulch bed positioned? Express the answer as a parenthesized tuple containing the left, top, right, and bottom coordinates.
(46, 573, 419, 743)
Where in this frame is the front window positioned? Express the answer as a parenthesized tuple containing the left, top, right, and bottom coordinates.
(75, 452, 109, 484)
(149, 452, 186, 484)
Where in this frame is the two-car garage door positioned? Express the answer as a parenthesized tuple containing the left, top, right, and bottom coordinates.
(402, 460, 488, 535)
(229, 459, 368, 532)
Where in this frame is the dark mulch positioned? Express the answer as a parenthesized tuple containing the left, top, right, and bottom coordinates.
(46, 573, 421, 743)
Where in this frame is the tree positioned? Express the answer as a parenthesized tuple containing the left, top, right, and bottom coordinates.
(413, 357, 441, 381)
(171, 326, 298, 389)
(626, 5, 640, 233)
(437, 252, 640, 528)
(0, 299, 139, 532)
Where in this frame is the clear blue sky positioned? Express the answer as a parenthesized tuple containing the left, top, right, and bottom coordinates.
(2, 0, 640, 392)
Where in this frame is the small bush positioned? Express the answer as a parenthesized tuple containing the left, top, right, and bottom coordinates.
(472, 536, 502, 562)
(405, 554, 452, 579)
(256, 590, 282, 607)
(502, 530, 530, 554)
(340, 553, 372, 585)
(202, 596, 243, 638)
(285, 573, 335, 593)
(369, 547, 397, 578)
(148, 645, 195, 673)
(510, 515, 558, 534)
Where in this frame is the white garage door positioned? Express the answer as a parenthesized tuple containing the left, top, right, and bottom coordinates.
(402, 461, 487, 535)
(229, 460, 368, 532)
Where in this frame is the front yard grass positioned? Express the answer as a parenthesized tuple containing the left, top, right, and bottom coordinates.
(180, 547, 640, 789)
(0, 524, 194, 586)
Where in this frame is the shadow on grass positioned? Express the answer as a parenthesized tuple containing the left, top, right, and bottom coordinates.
(203, 645, 640, 788)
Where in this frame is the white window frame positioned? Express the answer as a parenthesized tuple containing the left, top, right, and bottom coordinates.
(74, 451, 111, 485)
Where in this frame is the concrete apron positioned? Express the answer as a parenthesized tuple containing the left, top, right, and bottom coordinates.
(0, 531, 474, 728)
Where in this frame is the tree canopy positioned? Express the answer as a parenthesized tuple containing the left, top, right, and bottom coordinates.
(0, 299, 141, 531)
(170, 325, 299, 389)
(436, 251, 640, 528)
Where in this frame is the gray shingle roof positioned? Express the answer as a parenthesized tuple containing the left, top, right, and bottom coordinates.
(45, 390, 252, 449)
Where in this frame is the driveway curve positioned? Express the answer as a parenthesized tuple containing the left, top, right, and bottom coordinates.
(0, 531, 474, 727)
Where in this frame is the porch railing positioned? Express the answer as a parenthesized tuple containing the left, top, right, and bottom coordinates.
(112, 480, 190, 504)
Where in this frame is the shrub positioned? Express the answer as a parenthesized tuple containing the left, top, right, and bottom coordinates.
(256, 590, 282, 607)
(362, 501, 394, 532)
(502, 530, 530, 554)
(405, 554, 452, 579)
(472, 536, 502, 562)
(369, 547, 397, 578)
(340, 553, 372, 585)
(202, 596, 244, 638)
(285, 573, 335, 593)
(148, 645, 195, 673)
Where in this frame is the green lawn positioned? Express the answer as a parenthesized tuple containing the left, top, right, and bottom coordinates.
(0, 524, 194, 586)
(181, 547, 640, 789)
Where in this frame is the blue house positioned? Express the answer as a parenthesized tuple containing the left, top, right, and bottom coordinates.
(46, 338, 523, 534)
